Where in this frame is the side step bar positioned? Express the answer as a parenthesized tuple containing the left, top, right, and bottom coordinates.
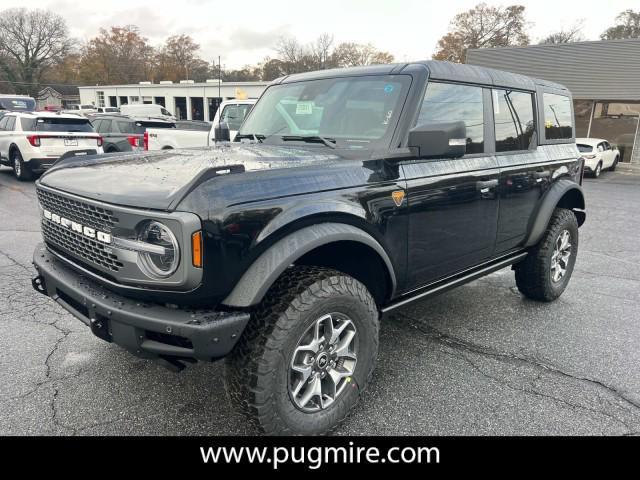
(381, 251, 528, 313)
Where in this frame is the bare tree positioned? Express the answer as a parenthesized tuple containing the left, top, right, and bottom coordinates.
(331, 42, 395, 68)
(0, 8, 72, 96)
(601, 9, 640, 40)
(310, 33, 334, 69)
(539, 20, 585, 44)
(433, 3, 530, 63)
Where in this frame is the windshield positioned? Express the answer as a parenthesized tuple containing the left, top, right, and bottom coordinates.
(0, 96, 36, 112)
(577, 144, 593, 153)
(239, 75, 411, 149)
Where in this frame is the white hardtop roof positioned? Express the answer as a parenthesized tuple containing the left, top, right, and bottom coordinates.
(576, 138, 607, 145)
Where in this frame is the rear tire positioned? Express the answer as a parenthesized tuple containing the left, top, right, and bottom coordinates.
(610, 156, 619, 171)
(225, 266, 379, 435)
(11, 149, 32, 181)
(515, 208, 578, 302)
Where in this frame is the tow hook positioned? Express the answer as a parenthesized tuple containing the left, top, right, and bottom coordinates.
(32, 275, 47, 296)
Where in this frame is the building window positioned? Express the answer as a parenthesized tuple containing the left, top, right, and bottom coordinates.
(129, 96, 140, 104)
(190, 97, 204, 121)
(109, 96, 118, 107)
(154, 96, 166, 107)
(96, 91, 105, 108)
(543, 93, 573, 140)
(119, 96, 128, 106)
(417, 82, 485, 154)
(493, 89, 536, 152)
(174, 97, 187, 120)
(208, 97, 222, 121)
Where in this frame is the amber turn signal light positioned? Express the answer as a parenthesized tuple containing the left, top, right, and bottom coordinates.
(191, 231, 203, 268)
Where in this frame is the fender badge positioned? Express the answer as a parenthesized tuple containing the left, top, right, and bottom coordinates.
(392, 190, 405, 207)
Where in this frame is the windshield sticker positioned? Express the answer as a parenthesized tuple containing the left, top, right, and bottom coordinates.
(383, 84, 394, 94)
(295, 102, 314, 115)
(383, 110, 393, 125)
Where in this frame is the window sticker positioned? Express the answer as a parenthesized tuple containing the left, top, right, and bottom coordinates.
(295, 102, 314, 115)
(383, 84, 394, 94)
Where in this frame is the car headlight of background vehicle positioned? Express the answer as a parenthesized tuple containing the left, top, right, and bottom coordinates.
(136, 220, 180, 278)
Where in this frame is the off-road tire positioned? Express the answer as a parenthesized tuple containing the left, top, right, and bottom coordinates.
(515, 208, 579, 302)
(225, 266, 379, 435)
(11, 149, 32, 181)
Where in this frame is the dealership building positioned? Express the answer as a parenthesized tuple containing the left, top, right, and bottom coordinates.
(78, 80, 269, 122)
(467, 38, 640, 164)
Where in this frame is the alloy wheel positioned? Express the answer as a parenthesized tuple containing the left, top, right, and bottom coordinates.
(550, 229, 572, 283)
(288, 313, 357, 412)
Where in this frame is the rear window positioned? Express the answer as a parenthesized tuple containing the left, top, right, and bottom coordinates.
(544, 93, 573, 140)
(577, 144, 593, 153)
(0, 97, 36, 112)
(136, 121, 176, 131)
(34, 118, 94, 133)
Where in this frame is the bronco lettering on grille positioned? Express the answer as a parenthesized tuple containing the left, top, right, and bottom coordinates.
(43, 209, 112, 244)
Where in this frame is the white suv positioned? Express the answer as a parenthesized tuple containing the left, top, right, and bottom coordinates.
(0, 112, 104, 180)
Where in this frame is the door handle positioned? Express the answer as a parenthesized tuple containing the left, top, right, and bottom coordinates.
(476, 179, 498, 191)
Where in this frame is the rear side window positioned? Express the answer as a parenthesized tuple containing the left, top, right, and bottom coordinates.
(577, 144, 593, 153)
(21, 118, 36, 131)
(417, 82, 485, 154)
(116, 121, 135, 134)
(543, 93, 573, 140)
(137, 121, 176, 130)
(97, 119, 112, 133)
(5, 116, 16, 131)
(35, 118, 94, 133)
(493, 89, 536, 152)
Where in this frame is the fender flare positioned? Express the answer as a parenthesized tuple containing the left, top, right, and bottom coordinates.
(524, 179, 585, 247)
(222, 222, 397, 308)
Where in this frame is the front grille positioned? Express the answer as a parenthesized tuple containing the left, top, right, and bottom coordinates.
(42, 219, 124, 272)
(37, 188, 119, 233)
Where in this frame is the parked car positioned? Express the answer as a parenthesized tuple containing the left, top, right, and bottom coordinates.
(90, 114, 175, 153)
(119, 103, 174, 120)
(145, 99, 255, 150)
(0, 94, 36, 112)
(0, 111, 103, 180)
(576, 137, 620, 177)
(31, 61, 585, 435)
(62, 104, 98, 116)
(96, 106, 120, 114)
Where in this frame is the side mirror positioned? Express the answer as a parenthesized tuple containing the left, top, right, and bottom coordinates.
(214, 121, 231, 142)
(408, 121, 467, 159)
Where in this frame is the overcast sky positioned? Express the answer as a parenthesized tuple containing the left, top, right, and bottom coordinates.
(4, 0, 639, 69)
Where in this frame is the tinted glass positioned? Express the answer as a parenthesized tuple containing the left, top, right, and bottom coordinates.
(0, 96, 36, 111)
(5, 116, 16, 131)
(0, 117, 8, 130)
(221, 104, 253, 130)
(21, 117, 36, 131)
(98, 119, 112, 133)
(493, 89, 536, 152)
(577, 144, 593, 153)
(35, 118, 94, 133)
(116, 121, 135, 134)
(544, 93, 573, 140)
(417, 82, 484, 154)
(240, 75, 411, 149)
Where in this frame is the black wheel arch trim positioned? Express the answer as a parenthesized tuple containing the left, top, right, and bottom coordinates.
(221, 222, 397, 308)
(524, 179, 585, 248)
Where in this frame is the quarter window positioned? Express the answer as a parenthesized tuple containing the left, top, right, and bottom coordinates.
(543, 93, 573, 140)
(5, 116, 16, 131)
(493, 89, 536, 152)
(417, 82, 484, 154)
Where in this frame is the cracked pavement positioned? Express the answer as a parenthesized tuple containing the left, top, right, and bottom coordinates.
(1, 166, 639, 435)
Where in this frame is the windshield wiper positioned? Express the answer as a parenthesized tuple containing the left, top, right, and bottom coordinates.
(235, 133, 265, 143)
(281, 135, 337, 149)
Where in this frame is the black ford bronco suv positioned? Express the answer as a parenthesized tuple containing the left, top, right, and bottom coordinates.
(31, 61, 585, 435)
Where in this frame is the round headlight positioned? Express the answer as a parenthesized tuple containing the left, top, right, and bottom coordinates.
(137, 221, 180, 278)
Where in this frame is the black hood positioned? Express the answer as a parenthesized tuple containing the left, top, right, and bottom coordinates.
(39, 144, 342, 210)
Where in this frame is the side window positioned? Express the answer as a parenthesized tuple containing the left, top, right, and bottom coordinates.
(91, 119, 102, 132)
(20, 117, 35, 131)
(604, 141, 611, 150)
(116, 121, 134, 134)
(5, 116, 16, 131)
(98, 120, 112, 133)
(493, 89, 536, 152)
(597, 143, 605, 153)
(161, 108, 171, 116)
(417, 82, 484, 154)
(0, 116, 8, 130)
(543, 93, 573, 140)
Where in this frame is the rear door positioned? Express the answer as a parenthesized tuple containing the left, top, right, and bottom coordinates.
(403, 82, 500, 289)
(492, 88, 545, 253)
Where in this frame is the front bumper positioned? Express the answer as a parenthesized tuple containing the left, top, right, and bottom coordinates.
(32, 243, 250, 363)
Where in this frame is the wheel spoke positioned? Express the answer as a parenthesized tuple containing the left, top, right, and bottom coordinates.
(334, 329, 356, 358)
(320, 314, 334, 346)
(298, 375, 322, 409)
(291, 362, 313, 383)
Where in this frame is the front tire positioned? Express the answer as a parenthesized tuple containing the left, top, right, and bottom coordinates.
(515, 208, 579, 302)
(592, 162, 602, 178)
(225, 266, 379, 435)
(11, 149, 32, 181)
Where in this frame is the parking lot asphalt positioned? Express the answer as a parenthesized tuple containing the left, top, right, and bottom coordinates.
(1, 166, 639, 436)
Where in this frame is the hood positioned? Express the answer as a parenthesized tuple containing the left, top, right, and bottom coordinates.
(39, 143, 342, 210)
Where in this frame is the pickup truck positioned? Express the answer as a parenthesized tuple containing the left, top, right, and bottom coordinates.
(145, 99, 255, 150)
(31, 61, 585, 435)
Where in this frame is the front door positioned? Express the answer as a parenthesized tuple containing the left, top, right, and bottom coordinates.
(403, 81, 499, 290)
